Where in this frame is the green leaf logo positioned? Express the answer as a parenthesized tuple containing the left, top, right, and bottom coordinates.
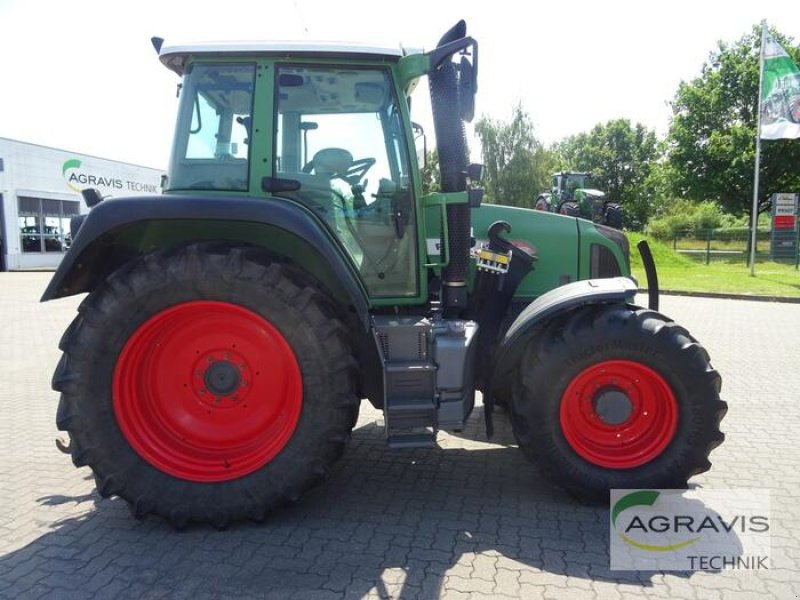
(62, 159, 83, 192)
(612, 490, 700, 552)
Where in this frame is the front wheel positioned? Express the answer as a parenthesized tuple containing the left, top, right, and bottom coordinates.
(510, 304, 726, 503)
(54, 244, 359, 527)
(558, 201, 581, 218)
(603, 202, 624, 229)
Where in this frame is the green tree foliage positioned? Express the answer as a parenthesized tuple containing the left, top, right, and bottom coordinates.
(646, 199, 737, 239)
(420, 149, 440, 195)
(667, 25, 800, 216)
(474, 104, 556, 206)
(558, 119, 661, 230)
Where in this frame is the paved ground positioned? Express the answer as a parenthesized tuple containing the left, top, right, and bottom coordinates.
(0, 272, 799, 599)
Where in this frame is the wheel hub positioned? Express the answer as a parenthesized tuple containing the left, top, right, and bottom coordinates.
(593, 388, 633, 425)
(204, 360, 242, 396)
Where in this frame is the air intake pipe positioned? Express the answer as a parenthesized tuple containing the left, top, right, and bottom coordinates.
(429, 20, 476, 313)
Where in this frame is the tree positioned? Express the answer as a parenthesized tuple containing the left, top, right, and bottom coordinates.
(474, 104, 556, 207)
(558, 119, 661, 229)
(420, 149, 440, 195)
(667, 25, 800, 216)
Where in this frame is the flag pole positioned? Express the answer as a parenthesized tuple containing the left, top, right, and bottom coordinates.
(749, 20, 768, 276)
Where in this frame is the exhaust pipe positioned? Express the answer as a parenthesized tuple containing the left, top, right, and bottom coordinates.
(429, 21, 472, 312)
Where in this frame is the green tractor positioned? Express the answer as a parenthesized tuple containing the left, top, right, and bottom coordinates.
(535, 171, 624, 229)
(46, 21, 724, 527)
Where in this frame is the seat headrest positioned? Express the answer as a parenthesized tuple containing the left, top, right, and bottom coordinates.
(313, 148, 353, 175)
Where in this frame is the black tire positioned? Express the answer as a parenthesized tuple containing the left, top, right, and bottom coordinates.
(603, 202, 624, 229)
(510, 304, 725, 503)
(53, 243, 359, 527)
(558, 201, 581, 218)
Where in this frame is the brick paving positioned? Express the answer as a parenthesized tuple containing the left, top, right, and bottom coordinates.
(0, 271, 798, 599)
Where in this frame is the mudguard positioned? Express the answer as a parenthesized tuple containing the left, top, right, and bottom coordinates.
(493, 277, 638, 376)
(41, 194, 371, 329)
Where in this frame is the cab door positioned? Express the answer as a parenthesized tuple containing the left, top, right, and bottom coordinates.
(271, 64, 420, 299)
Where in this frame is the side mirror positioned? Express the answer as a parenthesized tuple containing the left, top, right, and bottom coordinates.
(459, 55, 477, 123)
(467, 163, 484, 183)
(80, 188, 105, 208)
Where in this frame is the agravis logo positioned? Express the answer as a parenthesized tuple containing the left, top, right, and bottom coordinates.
(62, 158, 125, 194)
(609, 488, 771, 571)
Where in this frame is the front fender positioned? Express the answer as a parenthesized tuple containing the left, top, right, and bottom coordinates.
(41, 194, 371, 329)
(493, 277, 638, 380)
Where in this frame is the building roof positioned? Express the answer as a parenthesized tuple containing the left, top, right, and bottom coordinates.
(159, 41, 406, 75)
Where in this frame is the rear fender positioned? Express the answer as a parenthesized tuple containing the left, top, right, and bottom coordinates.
(41, 194, 371, 329)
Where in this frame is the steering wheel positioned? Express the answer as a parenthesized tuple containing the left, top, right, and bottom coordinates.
(302, 156, 376, 184)
(339, 157, 376, 184)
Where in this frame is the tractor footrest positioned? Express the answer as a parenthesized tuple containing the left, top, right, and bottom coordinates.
(387, 431, 437, 450)
(386, 399, 436, 430)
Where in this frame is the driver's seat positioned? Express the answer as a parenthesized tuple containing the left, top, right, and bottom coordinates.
(310, 148, 353, 178)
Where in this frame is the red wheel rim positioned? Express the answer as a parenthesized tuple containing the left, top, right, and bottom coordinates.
(559, 360, 678, 469)
(113, 301, 302, 482)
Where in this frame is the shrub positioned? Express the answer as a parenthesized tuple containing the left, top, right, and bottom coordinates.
(647, 200, 727, 239)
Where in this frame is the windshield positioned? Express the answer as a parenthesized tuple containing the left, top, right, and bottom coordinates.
(274, 65, 417, 297)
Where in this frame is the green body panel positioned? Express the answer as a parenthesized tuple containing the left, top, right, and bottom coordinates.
(471, 204, 581, 299)
(470, 205, 631, 300)
(576, 218, 631, 277)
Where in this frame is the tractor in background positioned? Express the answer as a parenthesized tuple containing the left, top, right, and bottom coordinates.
(535, 171, 623, 229)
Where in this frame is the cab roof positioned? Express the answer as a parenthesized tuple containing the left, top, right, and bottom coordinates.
(158, 41, 407, 75)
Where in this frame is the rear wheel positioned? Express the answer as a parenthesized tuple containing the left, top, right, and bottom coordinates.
(534, 195, 551, 212)
(510, 304, 726, 503)
(54, 244, 359, 527)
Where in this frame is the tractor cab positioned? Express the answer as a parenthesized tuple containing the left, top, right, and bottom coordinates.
(162, 47, 419, 297)
(552, 171, 603, 203)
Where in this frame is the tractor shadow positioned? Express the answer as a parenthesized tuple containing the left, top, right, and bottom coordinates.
(1, 406, 723, 599)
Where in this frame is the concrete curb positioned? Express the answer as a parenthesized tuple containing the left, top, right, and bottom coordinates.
(641, 288, 800, 304)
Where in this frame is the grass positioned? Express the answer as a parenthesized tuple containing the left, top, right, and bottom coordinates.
(627, 233, 800, 298)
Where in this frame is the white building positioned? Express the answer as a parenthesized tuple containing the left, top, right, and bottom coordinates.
(0, 138, 163, 271)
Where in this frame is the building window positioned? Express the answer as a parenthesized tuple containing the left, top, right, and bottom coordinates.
(18, 197, 80, 253)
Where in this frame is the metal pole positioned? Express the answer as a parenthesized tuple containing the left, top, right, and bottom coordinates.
(749, 21, 768, 276)
(795, 225, 799, 270)
(796, 196, 800, 270)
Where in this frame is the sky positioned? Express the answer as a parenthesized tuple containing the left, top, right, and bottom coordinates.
(0, 0, 798, 169)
